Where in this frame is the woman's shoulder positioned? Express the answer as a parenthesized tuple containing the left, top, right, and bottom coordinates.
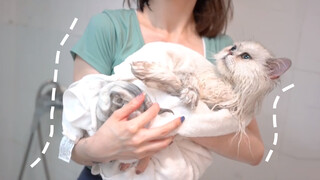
(87, 9, 137, 34)
(102, 9, 135, 16)
(98, 9, 136, 24)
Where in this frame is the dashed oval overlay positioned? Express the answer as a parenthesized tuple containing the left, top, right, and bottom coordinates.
(30, 17, 78, 168)
(265, 83, 295, 162)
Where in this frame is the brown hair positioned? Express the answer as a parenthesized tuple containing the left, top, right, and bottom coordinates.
(124, 0, 233, 38)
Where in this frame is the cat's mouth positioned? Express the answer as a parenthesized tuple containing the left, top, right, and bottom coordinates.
(215, 51, 233, 75)
(221, 55, 231, 69)
(220, 55, 237, 79)
(221, 52, 232, 61)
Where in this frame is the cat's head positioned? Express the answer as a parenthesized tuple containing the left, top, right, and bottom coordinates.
(214, 41, 292, 118)
(214, 41, 291, 92)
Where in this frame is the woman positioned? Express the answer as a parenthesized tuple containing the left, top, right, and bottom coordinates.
(65, 0, 264, 179)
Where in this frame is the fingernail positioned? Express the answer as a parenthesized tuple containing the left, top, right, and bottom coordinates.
(136, 170, 141, 175)
(180, 116, 185, 123)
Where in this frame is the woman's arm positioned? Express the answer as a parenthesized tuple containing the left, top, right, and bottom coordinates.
(191, 118, 264, 166)
(71, 97, 180, 165)
(71, 56, 99, 165)
(73, 56, 100, 81)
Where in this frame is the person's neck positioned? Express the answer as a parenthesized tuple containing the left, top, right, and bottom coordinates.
(142, 0, 197, 35)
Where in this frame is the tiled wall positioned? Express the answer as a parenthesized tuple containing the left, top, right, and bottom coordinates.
(0, 0, 319, 179)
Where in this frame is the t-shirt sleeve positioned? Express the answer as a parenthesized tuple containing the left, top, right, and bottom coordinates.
(217, 34, 233, 50)
(71, 13, 116, 75)
(205, 34, 234, 63)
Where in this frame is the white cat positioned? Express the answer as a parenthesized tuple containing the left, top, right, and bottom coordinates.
(131, 41, 291, 131)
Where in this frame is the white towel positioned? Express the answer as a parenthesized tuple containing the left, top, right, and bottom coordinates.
(61, 42, 250, 180)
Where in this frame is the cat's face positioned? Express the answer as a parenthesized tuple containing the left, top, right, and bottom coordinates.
(215, 41, 271, 83)
(214, 41, 291, 88)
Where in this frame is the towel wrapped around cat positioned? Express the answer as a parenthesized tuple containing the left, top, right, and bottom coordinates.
(60, 42, 291, 180)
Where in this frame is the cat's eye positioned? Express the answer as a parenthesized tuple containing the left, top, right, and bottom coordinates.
(240, 53, 252, 60)
(230, 45, 237, 51)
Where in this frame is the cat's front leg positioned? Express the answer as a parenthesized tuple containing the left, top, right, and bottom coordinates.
(131, 61, 201, 109)
(131, 61, 183, 95)
(177, 72, 200, 109)
(180, 87, 199, 109)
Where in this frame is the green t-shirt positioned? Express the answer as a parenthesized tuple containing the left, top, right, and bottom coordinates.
(71, 9, 233, 75)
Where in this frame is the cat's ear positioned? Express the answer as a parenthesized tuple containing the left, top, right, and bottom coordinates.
(266, 58, 292, 79)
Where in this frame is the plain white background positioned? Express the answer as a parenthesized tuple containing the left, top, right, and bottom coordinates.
(0, 0, 319, 179)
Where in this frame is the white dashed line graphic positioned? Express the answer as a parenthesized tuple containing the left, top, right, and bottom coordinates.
(265, 150, 273, 162)
(265, 83, 295, 162)
(60, 34, 69, 46)
(49, 125, 54, 138)
(30, 158, 41, 168)
(30, 17, 78, 168)
(51, 87, 56, 101)
(273, 96, 280, 109)
(42, 142, 50, 154)
(55, 51, 60, 64)
(53, 69, 58, 83)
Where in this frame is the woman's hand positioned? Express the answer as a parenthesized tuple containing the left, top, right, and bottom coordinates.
(71, 93, 182, 169)
(72, 56, 182, 173)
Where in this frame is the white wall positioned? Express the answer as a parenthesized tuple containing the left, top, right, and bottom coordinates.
(0, 0, 319, 180)
(202, 0, 320, 179)
(0, 1, 123, 179)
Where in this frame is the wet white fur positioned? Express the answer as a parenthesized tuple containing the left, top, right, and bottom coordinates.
(131, 41, 291, 135)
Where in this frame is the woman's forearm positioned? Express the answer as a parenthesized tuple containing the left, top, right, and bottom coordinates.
(191, 118, 264, 165)
(71, 137, 98, 166)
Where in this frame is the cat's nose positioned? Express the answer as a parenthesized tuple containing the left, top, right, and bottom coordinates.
(228, 51, 233, 55)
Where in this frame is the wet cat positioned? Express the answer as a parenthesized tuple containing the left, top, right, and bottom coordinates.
(131, 41, 292, 129)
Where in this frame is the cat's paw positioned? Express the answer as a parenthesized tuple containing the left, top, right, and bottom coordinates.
(131, 61, 155, 80)
(180, 87, 199, 109)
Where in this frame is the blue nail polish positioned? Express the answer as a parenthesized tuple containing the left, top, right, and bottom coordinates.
(180, 116, 185, 123)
